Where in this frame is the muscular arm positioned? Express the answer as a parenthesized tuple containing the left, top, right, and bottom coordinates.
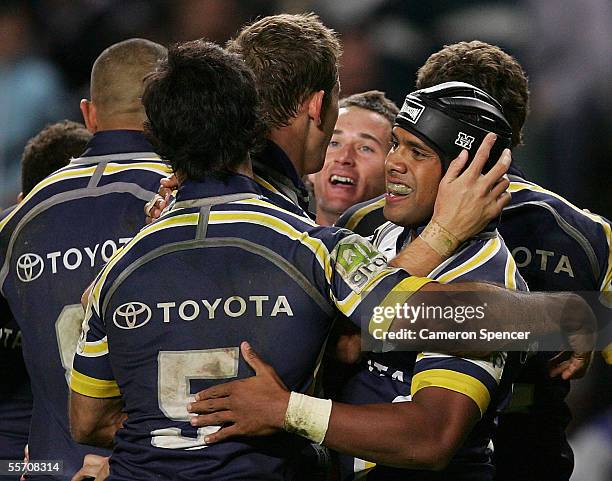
(386, 281, 595, 354)
(324, 387, 478, 469)
(69, 391, 125, 448)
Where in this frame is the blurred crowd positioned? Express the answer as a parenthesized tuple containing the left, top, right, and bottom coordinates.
(0, 0, 610, 462)
(1, 0, 611, 215)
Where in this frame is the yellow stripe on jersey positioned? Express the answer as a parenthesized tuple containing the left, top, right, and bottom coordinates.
(80, 337, 109, 356)
(411, 368, 491, 417)
(368, 276, 436, 336)
(602, 343, 612, 365)
(237, 198, 316, 225)
(91, 213, 200, 311)
(253, 175, 296, 205)
(0, 165, 98, 231)
(435, 237, 501, 284)
(505, 250, 518, 290)
(509, 181, 612, 291)
(344, 197, 386, 232)
(70, 369, 120, 398)
(353, 457, 377, 476)
(207, 211, 334, 283)
(92, 209, 330, 312)
(103, 162, 172, 176)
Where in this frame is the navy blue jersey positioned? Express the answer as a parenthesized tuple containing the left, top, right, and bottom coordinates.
(0, 130, 172, 480)
(340, 222, 527, 481)
(0, 296, 32, 468)
(335, 195, 386, 237)
(0, 208, 32, 466)
(493, 173, 612, 481)
(71, 175, 433, 481)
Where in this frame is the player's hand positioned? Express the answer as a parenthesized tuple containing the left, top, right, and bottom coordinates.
(70, 454, 109, 481)
(329, 317, 362, 364)
(333, 332, 363, 364)
(144, 175, 178, 224)
(432, 133, 511, 242)
(188, 342, 290, 443)
(549, 293, 597, 380)
(549, 350, 593, 380)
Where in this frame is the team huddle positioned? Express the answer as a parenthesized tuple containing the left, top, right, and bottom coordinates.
(0, 12, 609, 481)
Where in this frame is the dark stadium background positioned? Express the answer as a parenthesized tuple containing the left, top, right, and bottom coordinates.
(0, 0, 610, 476)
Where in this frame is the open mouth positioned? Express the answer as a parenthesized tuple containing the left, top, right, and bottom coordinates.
(330, 174, 355, 186)
(386, 181, 413, 197)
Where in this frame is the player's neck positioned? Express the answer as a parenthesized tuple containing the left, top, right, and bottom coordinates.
(268, 120, 308, 177)
(316, 207, 340, 226)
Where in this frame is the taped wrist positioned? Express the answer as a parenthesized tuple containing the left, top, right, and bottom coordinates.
(419, 220, 460, 258)
(283, 392, 332, 444)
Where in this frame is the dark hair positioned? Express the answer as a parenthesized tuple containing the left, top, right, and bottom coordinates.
(416, 40, 529, 147)
(228, 13, 341, 132)
(21, 120, 91, 195)
(142, 40, 261, 180)
(339, 90, 399, 125)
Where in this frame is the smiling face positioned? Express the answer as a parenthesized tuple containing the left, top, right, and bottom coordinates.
(312, 106, 391, 224)
(383, 126, 443, 228)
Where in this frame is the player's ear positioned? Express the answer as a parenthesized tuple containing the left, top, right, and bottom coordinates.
(17, 192, 23, 203)
(307, 90, 325, 127)
(80, 99, 98, 133)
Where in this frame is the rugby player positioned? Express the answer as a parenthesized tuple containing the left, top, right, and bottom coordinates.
(144, 13, 513, 281)
(187, 83, 536, 480)
(414, 40, 611, 481)
(67, 39, 597, 481)
(0, 121, 91, 476)
(309, 91, 397, 226)
(145, 13, 342, 219)
(0, 39, 169, 480)
(332, 81, 528, 480)
(320, 40, 610, 480)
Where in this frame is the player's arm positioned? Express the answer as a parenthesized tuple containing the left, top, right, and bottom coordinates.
(69, 392, 125, 448)
(71, 275, 124, 448)
(362, 278, 596, 359)
(190, 343, 478, 470)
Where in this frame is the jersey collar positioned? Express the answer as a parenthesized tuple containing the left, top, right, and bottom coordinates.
(80, 130, 155, 157)
(176, 174, 264, 202)
(252, 140, 310, 211)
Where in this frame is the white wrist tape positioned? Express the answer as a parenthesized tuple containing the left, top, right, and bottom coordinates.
(283, 391, 332, 444)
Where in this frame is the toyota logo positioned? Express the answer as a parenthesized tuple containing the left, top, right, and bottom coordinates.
(16, 253, 44, 282)
(113, 302, 152, 329)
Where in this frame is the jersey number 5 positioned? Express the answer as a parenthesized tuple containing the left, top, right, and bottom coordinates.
(152, 348, 239, 449)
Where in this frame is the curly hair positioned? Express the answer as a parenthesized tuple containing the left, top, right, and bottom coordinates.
(142, 40, 262, 180)
(339, 90, 399, 125)
(21, 120, 91, 195)
(416, 41, 529, 147)
(228, 13, 341, 132)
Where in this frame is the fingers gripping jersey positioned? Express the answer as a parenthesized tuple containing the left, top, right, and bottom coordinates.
(0, 137, 171, 480)
(340, 223, 527, 481)
(70, 176, 433, 481)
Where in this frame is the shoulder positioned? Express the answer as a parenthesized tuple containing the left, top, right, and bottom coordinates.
(335, 195, 386, 236)
(504, 176, 611, 288)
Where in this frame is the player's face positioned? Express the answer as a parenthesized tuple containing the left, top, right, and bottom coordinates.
(312, 107, 390, 220)
(383, 127, 442, 228)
